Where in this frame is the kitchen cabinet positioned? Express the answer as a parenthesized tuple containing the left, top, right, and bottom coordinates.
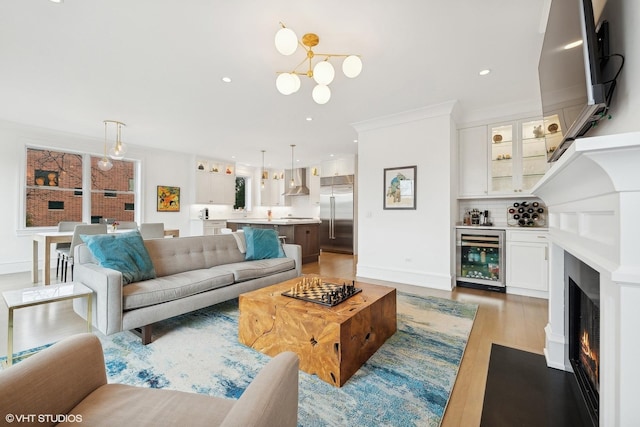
(506, 230, 548, 297)
(259, 169, 290, 207)
(294, 224, 320, 264)
(489, 118, 548, 195)
(195, 159, 236, 205)
(227, 221, 320, 264)
(321, 156, 355, 177)
(190, 220, 227, 236)
(458, 125, 488, 197)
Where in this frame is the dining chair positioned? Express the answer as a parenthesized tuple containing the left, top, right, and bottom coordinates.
(55, 221, 83, 279)
(139, 223, 165, 239)
(116, 221, 138, 230)
(62, 224, 107, 282)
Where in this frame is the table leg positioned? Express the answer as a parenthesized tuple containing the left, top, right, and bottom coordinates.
(7, 308, 14, 366)
(86, 293, 92, 332)
(32, 239, 39, 284)
(43, 238, 51, 286)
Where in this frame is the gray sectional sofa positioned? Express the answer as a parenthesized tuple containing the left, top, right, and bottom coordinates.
(73, 233, 301, 344)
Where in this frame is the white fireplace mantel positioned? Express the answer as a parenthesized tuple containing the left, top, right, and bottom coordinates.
(532, 131, 640, 427)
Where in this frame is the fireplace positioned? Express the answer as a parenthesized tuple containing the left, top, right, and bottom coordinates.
(531, 132, 640, 425)
(566, 249, 600, 425)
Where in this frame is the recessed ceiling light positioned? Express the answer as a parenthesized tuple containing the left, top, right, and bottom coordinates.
(479, 69, 491, 76)
(221, 77, 232, 83)
(353, 139, 358, 143)
(564, 40, 583, 50)
(330, 154, 335, 157)
(306, 117, 313, 121)
(50, 0, 63, 3)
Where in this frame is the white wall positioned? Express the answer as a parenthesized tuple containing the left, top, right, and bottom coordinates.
(353, 102, 457, 290)
(0, 120, 192, 274)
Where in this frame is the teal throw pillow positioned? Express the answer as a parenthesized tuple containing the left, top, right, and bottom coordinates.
(243, 227, 285, 260)
(81, 231, 156, 285)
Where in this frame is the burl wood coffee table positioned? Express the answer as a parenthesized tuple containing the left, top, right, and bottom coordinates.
(238, 276, 397, 387)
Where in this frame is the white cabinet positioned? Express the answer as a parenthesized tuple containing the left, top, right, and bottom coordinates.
(321, 156, 355, 177)
(190, 220, 227, 236)
(259, 169, 290, 207)
(506, 230, 548, 297)
(195, 159, 236, 205)
(489, 118, 549, 195)
(458, 126, 488, 197)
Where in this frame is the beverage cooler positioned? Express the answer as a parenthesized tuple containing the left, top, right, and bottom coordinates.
(456, 228, 506, 293)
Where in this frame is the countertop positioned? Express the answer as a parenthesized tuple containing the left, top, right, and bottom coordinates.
(226, 218, 321, 225)
(456, 224, 548, 231)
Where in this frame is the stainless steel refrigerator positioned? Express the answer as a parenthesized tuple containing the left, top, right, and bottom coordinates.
(320, 175, 354, 254)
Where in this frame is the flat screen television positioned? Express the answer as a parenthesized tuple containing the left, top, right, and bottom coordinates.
(538, 0, 611, 162)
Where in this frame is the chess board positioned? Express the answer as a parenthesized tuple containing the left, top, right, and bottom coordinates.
(281, 277, 362, 307)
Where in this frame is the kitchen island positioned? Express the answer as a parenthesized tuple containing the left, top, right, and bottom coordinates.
(227, 218, 321, 264)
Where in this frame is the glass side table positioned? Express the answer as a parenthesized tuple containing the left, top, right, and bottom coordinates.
(2, 282, 93, 366)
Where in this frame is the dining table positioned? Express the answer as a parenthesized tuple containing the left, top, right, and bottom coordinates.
(32, 228, 181, 285)
(32, 231, 73, 285)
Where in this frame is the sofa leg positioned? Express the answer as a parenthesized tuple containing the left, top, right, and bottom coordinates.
(131, 324, 153, 345)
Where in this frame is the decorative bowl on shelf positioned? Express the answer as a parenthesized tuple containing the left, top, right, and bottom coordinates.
(547, 123, 559, 133)
(492, 134, 503, 143)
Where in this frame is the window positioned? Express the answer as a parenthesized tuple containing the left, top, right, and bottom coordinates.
(25, 147, 138, 228)
(234, 177, 246, 210)
(233, 175, 253, 211)
(25, 148, 83, 227)
(90, 156, 135, 224)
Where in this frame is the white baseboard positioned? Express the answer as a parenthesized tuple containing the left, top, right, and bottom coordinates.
(356, 264, 453, 290)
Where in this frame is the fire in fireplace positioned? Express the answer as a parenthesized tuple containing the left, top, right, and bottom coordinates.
(568, 271, 600, 426)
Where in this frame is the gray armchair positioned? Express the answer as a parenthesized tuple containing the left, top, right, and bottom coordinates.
(0, 333, 299, 427)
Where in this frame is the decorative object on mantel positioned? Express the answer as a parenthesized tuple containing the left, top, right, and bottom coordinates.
(274, 22, 362, 104)
(157, 185, 180, 212)
(507, 200, 546, 227)
(383, 166, 416, 210)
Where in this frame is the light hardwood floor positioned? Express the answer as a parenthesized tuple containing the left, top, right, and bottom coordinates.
(1, 252, 548, 426)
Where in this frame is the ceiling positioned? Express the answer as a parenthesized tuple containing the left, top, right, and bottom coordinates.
(0, 0, 547, 169)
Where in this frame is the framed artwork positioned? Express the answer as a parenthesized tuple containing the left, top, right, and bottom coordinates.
(157, 186, 180, 212)
(383, 166, 416, 210)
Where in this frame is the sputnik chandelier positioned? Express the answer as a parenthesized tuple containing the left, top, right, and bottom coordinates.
(97, 120, 127, 171)
(274, 22, 362, 104)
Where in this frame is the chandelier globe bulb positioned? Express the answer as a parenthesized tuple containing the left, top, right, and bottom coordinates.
(276, 73, 300, 95)
(312, 84, 331, 104)
(313, 61, 335, 85)
(342, 55, 362, 78)
(275, 27, 298, 56)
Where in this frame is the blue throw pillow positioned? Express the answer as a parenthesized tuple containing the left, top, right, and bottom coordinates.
(81, 231, 156, 285)
(243, 227, 285, 260)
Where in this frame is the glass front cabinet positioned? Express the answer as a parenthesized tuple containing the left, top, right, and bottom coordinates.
(489, 118, 549, 195)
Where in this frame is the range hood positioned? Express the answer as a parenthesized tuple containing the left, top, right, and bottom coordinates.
(283, 168, 310, 196)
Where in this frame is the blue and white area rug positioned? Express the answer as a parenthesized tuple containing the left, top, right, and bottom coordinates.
(99, 293, 476, 427)
(1, 292, 477, 426)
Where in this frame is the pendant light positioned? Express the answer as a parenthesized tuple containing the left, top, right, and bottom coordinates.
(108, 121, 127, 160)
(275, 22, 362, 104)
(261, 150, 266, 189)
(289, 144, 296, 188)
(97, 121, 113, 171)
